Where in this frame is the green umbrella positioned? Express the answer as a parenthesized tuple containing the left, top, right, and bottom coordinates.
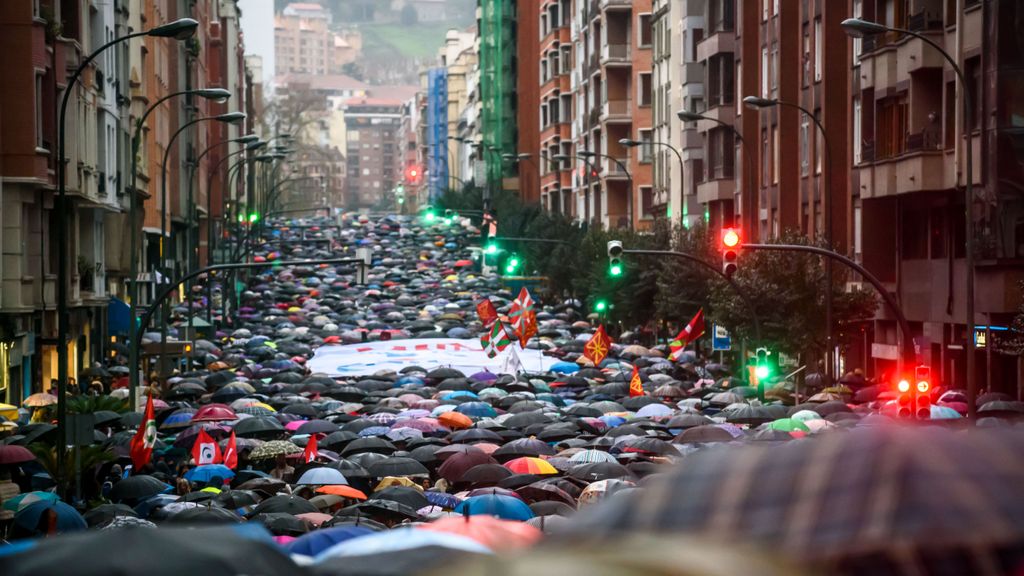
(767, 418, 810, 433)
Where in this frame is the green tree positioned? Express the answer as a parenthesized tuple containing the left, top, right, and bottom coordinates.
(654, 222, 719, 325)
(706, 231, 877, 362)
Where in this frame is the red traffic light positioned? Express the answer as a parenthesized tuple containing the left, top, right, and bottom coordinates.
(405, 165, 422, 184)
(897, 379, 911, 393)
(722, 228, 740, 248)
(916, 380, 930, 394)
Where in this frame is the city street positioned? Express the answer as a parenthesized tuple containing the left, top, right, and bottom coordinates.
(1, 0, 1023, 574)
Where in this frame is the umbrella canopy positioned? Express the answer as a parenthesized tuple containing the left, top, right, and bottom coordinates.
(109, 475, 171, 503)
(504, 457, 558, 475)
(296, 467, 349, 485)
(249, 440, 302, 461)
(454, 493, 535, 521)
(14, 500, 86, 535)
(420, 515, 542, 550)
(286, 525, 374, 557)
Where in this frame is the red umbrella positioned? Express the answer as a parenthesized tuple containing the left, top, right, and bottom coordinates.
(192, 404, 238, 422)
(419, 515, 541, 550)
(0, 445, 36, 465)
(454, 259, 474, 267)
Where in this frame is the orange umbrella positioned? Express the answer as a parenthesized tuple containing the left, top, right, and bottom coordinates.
(504, 457, 558, 475)
(419, 515, 542, 550)
(438, 412, 473, 430)
(315, 485, 367, 500)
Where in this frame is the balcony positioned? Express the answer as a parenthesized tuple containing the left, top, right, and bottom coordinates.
(697, 177, 736, 204)
(599, 0, 631, 8)
(602, 157, 630, 180)
(601, 44, 631, 66)
(600, 99, 631, 122)
(856, 130, 949, 199)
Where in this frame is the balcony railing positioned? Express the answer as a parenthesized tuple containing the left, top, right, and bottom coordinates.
(604, 157, 629, 177)
(601, 44, 630, 62)
(602, 99, 631, 117)
(905, 128, 942, 153)
(908, 10, 943, 32)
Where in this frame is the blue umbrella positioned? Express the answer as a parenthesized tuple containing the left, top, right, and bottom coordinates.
(287, 526, 374, 557)
(296, 467, 348, 485)
(133, 494, 180, 518)
(315, 527, 491, 561)
(184, 464, 236, 484)
(424, 491, 463, 509)
(599, 415, 627, 428)
(455, 402, 497, 418)
(14, 500, 86, 534)
(441, 391, 478, 401)
(357, 426, 392, 437)
(550, 362, 579, 374)
(930, 405, 962, 420)
(454, 494, 534, 521)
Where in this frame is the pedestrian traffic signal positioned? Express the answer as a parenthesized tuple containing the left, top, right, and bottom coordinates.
(484, 242, 498, 255)
(505, 254, 521, 275)
(914, 365, 932, 420)
(721, 228, 740, 277)
(896, 378, 914, 419)
(607, 241, 623, 277)
(754, 347, 771, 380)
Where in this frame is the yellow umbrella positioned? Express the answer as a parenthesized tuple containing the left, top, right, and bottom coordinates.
(0, 403, 19, 420)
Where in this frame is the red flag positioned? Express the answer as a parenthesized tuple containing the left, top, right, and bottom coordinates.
(583, 325, 612, 365)
(192, 429, 222, 466)
(303, 434, 319, 463)
(670, 309, 706, 361)
(223, 431, 238, 470)
(129, 394, 157, 471)
(476, 299, 499, 328)
(509, 288, 537, 347)
(629, 365, 644, 397)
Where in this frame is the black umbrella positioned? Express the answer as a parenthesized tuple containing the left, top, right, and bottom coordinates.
(82, 503, 138, 527)
(371, 486, 430, 509)
(214, 489, 261, 509)
(492, 438, 557, 460)
(345, 499, 420, 522)
(326, 458, 372, 479)
(166, 505, 242, 524)
(250, 512, 309, 536)
(234, 416, 285, 437)
(109, 475, 171, 503)
(4, 525, 301, 576)
(568, 462, 636, 482)
(250, 494, 319, 516)
(341, 437, 397, 456)
(367, 456, 429, 478)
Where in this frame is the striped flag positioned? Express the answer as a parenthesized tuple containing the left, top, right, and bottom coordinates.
(509, 287, 537, 347)
(670, 309, 706, 361)
(480, 322, 512, 358)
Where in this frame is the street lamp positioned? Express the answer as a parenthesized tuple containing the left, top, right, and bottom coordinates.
(578, 150, 634, 228)
(677, 110, 756, 230)
(55, 17, 198, 495)
(620, 137, 686, 223)
(841, 16, 977, 419)
(127, 87, 232, 411)
(157, 112, 245, 362)
(743, 94, 837, 382)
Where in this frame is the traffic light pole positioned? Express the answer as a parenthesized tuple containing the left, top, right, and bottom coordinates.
(622, 249, 762, 344)
(742, 243, 916, 369)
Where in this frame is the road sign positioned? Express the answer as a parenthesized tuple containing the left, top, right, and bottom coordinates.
(711, 324, 731, 351)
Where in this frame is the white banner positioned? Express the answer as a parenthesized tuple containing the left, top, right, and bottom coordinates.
(307, 338, 558, 376)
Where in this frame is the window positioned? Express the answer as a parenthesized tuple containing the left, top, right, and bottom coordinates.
(772, 125, 779, 184)
(878, 95, 909, 159)
(639, 73, 652, 106)
(32, 0, 40, 18)
(854, 204, 863, 257)
(814, 109, 822, 175)
(813, 18, 822, 82)
(761, 47, 769, 97)
(638, 14, 652, 47)
(639, 129, 653, 163)
(965, 56, 982, 131)
(853, 96, 862, 164)
(761, 129, 769, 186)
(640, 186, 654, 217)
(707, 0, 735, 33)
(35, 73, 44, 149)
(800, 116, 810, 176)
(708, 127, 735, 180)
(944, 81, 956, 149)
(707, 53, 734, 108)
(852, 0, 863, 65)
(803, 23, 811, 86)
(735, 61, 742, 114)
(770, 41, 778, 91)
(762, 0, 769, 20)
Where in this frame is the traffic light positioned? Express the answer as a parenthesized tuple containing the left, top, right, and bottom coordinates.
(607, 241, 623, 277)
(594, 299, 608, 313)
(405, 164, 422, 184)
(422, 206, 437, 223)
(914, 365, 932, 420)
(484, 242, 498, 255)
(248, 212, 259, 223)
(505, 254, 521, 275)
(896, 378, 914, 419)
(754, 347, 771, 380)
(721, 228, 740, 277)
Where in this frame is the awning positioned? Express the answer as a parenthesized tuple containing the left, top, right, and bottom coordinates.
(108, 297, 131, 336)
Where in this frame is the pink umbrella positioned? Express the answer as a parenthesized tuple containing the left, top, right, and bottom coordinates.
(273, 535, 296, 546)
(192, 403, 238, 422)
(284, 420, 306, 432)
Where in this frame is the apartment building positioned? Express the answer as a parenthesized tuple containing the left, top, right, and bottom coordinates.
(536, 0, 574, 214)
(274, 2, 361, 77)
(344, 98, 406, 209)
(571, 0, 655, 229)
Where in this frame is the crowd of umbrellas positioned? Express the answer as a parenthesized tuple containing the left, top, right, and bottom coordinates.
(2, 213, 1024, 576)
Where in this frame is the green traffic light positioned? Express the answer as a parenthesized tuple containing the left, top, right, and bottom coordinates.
(755, 365, 770, 379)
(485, 243, 498, 254)
(505, 265, 515, 274)
(248, 212, 259, 223)
(609, 264, 623, 277)
(595, 300, 608, 312)
(508, 256, 520, 269)
(237, 214, 245, 223)
(424, 212, 437, 222)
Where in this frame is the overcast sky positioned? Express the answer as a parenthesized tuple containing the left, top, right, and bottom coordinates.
(239, 0, 275, 84)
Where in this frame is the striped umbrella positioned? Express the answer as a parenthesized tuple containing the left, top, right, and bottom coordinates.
(569, 450, 618, 464)
(504, 457, 558, 475)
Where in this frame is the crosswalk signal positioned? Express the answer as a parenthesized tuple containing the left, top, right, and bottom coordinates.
(607, 241, 623, 277)
(721, 228, 740, 277)
(754, 347, 771, 380)
(505, 254, 521, 275)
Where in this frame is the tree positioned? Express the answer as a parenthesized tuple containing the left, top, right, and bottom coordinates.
(706, 231, 877, 362)
(654, 222, 719, 325)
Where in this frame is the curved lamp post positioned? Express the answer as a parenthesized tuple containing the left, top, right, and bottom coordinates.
(127, 86, 230, 411)
(743, 94, 836, 382)
(579, 150, 633, 228)
(841, 17, 977, 416)
(55, 17, 198, 494)
(677, 110, 756, 230)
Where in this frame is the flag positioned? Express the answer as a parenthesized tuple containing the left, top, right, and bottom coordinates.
(502, 345, 525, 374)
(670, 309, 706, 361)
(583, 325, 612, 365)
(482, 213, 497, 238)
(476, 298, 499, 328)
(303, 434, 319, 463)
(509, 287, 537, 347)
(629, 365, 644, 397)
(480, 322, 512, 358)
(192, 429, 222, 466)
(223, 431, 238, 470)
(129, 394, 157, 471)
